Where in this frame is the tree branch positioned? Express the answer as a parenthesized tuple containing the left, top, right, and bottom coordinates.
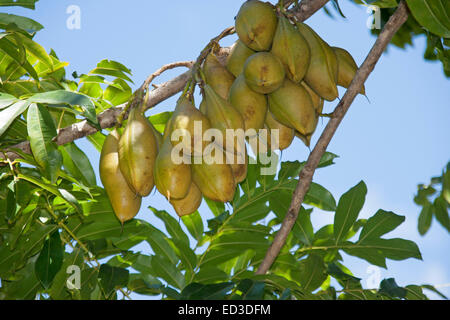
(255, 0, 410, 275)
(0, 0, 327, 163)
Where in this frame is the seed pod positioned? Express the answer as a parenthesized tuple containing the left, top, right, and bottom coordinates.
(243, 52, 285, 94)
(166, 96, 211, 157)
(229, 74, 268, 132)
(203, 53, 235, 100)
(170, 182, 202, 217)
(302, 81, 324, 114)
(272, 15, 310, 83)
(235, 0, 278, 51)
(268, 78, 317, 136)
(199, 99, 207, 116)
(192, 147, 235, 203)
(100, 129, 141, 224)
(154, 137, 192, 200)
(118, 108, 158, 197)
(149, 121, 163, 149)
(224, 144, 248, 184)
(294, 131, 313, 148)
(264, 111, 294, 151)
(332, 46, 365, 95)
(297, 22, 338, 101)
(204, 84, 245, 155)
(226, 40, 256, 77)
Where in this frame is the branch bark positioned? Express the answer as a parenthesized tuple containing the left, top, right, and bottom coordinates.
(255, 1, 410, 275)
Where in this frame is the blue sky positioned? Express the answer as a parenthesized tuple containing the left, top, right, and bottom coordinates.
(4, 0, 449, 299)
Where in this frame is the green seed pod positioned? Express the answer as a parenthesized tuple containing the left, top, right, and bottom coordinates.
(235, 0, 278, 51)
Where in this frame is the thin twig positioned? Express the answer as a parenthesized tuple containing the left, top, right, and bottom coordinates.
(256, 1, 410, 275)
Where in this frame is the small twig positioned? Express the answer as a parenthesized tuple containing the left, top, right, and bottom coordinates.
(255, 1, 410, 275)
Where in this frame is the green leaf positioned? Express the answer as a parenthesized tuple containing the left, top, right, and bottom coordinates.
(96, 59, 132, 75)
(49, 249, 85, 300)
(2, 257, 41, 300)
(418, 204, 433, 235)
(201, 228, 269, 267)
(304, 182, 337, 211)
(0, 100, 29, 136)
(405, 285, 428, 300)
(378, 278, 407, 298)
(91, 67, 133, 83)
(127, 273, 163, 296)
(205, 198, 226, 216)
(234, 279, 265, 300)
(168, 238, 197, 276)
(317, 152, 339, 168)
(103, 79, 132, 106)
(181, 211, 204, 242)
(193, 267, 229, 284)
(0, 92, 17, 109)
(297, 254, 327, 292)
(15, 32, 52, 69)
(442, 162, 450, 204)
(327, 263, 361, 284)
(334, 181, 367, 244)
(34, 230, 64, 289)
(358, 210, 405, 242)
(148, 111, 173, 134)
(0, 36, 39, 80)
(27, 103, 62, 183)
(150, 207, 189, 245)
(29, 90, 99, 129)
(421, 284, 448, 299)
(58, 188, 82, 214)
(0, 0, 38, 9)
(345, 238, 422, 267)
(98, 264, 129, 298)
(151, 255, 185, 289)
(180, 282, 234, 300)
(146, 229, 179, 265)
(367, 0, 399, 8)
(433, 196, 450, 232)
(87, 131, 106, 152)
(60, 142, 97, 187)
(406, 0, 450, 38)
(269, 192, 314, 246)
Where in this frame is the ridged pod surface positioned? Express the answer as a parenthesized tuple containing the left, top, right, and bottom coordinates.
(166, 96, 211, 156)
(192, 148, 235, 203)
(229, 74, 268, 132)
(100, 129, 141, 224)
(204, 84, 245, 155)
(250, 111, 294, 153)
(243, 52, 285, 94)
(170, 182, 202, 217)
(297, 22, 338, 101)
(264, 111, 294, 151)
(268, 78, 317, 136)
(271, 15, 310, 83)
(224, 144, 248, 184)
(302, 81, 324, 114)
(226, 40, 256, 77)
(203, 53, 235, 100)
(332, 46, 365, 94)
(154, 137, 191, 200)
(149, 121, 163, 149)
(118, 108, 158, 197)
(235, 0, 278, 51)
